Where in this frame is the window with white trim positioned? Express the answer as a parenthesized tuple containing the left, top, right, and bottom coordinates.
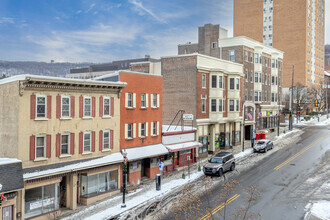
(127, 123, 133, 138)
(211, 75, 217, 88)
(36, 136, 46, 158)
(103, 130, 110, 149)
(61, 134, 69, 154)
(219, 76, 223, 88)
(202, 74, 206, 88)
(36, 96, 46, 118)
(229, 50, 235, 62)
(236, 100, 239, 112)
(230, 78, 235, 90)
(236, 78, 240, 90)
(141, 94, 146, 108)
(202, 99, 206, 113)
(152, 122, 157, 136)
(127, 93, 133, 108)
(151, 94, 157, 108)
(229, 100, 234, 112)
(103, 97, 110, 116)
(83, 132, 91, 152)
(84, 97, 91, 117)
(211, 99, 216, 112)
(219, 99, 223, 112)
(61, 97, 70, 117)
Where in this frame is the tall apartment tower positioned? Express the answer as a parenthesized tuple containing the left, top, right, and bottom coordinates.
(234, 0, 325, 88)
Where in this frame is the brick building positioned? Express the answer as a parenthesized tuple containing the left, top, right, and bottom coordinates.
(234, 0, 325, 88)
(161, 54, 243, 158)
(0, 75, 125, 219)
(178, 24, 284, 136)
(96, 71, 166, 185)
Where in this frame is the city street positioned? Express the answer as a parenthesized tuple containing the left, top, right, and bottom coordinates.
(161, 126, 330, 220)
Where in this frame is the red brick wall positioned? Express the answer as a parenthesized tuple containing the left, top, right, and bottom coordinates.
(119, 71, 163, 149)
(129, 171, 141, 185)
(196, 71, 209, 119)
(145, 166, 159, 179)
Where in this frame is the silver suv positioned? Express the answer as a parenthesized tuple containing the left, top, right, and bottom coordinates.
(203, 152, 235, 176)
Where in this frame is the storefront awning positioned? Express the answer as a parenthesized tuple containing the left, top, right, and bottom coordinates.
(125, 144, 169, 161)
(165, 141, 202, 152)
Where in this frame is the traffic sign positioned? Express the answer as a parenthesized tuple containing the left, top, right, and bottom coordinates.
(158, 161, 164, 170)
(183, 114, 194, 121)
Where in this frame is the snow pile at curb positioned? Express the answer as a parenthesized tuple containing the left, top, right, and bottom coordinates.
(304, 201, 330, 220)
(234, 149, 253, 160)
(274, 129, 300, 141)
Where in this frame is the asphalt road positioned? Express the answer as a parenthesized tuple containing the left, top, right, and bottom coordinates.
(162, 126, 330, 220)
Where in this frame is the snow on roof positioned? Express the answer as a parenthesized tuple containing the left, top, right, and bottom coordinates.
(0, 74, 126, 86)
(0, 158, 21, 166)
(165, 141, 202, 152)
(124, 144, 168, 161)
(23, 153, 123, 179)
(162, 125, 197, 133)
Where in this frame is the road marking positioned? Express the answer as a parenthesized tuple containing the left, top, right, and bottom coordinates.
(274, 133, 330, 170)
(200, 194, 240, 220)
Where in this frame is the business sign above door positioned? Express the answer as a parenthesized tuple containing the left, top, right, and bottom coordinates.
(183, 114, 194, 121)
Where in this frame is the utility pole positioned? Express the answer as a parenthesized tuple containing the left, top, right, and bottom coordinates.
(277, 95, 280, 136)
(289, 65, 294, 131)
(296, 86, 299, 123)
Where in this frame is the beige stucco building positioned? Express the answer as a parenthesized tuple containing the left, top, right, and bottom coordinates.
(0, 75, 125, 219)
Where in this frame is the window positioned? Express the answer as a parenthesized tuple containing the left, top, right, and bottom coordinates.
(250, 71, 253, 82)
(271, 59, 275, 68)
(211, 99, 216, 112)
(81, 170, 118, 197)
(229, 100, 234, 111)
(141, 94, 146, 108)
(127, 93, 133, 108)
(212, 75, 217, 88)
(255, 92, 258, 101)
(269, 16, 272, 21)
(236, 100, 239, 111)
(202, 74, 206, 88)
(272, 76, 275, 85)
(259, 55, 262, 64)
(202, 99, 206, 113)
(236, 78, 240, 90)
(103, 131, 110, 149)
(103, 97, 110, 116)
(212, 42, 217, 48)
(152, 94, 157, 108)
(263, 35, 266, 40)
(219, 76, 223, 88)
(36, 96, 46, 118)
(250, 53, 253, 63)
(259, 73, 262, 83)
(83, 132, 91, 152)
(230, 78, 235, 90)
(127, 123, 133, 138)
(219, 99, 223, 112)
(61, 134, 69, 154)
(265, 57, 268, 67)
(269, 25, 272, 30)
(259, 92, 262, 101)
(263, 26, 267, 31)
(24, 183, 60, 219)
(36, 136, 45, 158)
(244, 51, 248, 62)
(152, 122, 157, 135)
(272, 93, 275, 102)
(269, 34, 273, 39)
(198, 136, 208, 154)
(255, 53, 259, 63)
(61, 97, 70, 117)
(84, 97, 91, 117)
(255, 72, 258, 83)
(229, 50, 235, 62)
(245, 70, 248, 82)
(141, 123, 146, 137)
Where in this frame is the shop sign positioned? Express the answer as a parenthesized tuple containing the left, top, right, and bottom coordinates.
(30, 197, 55, 210)
(183, 114, 193, 121)
(267, 111, 272, 116)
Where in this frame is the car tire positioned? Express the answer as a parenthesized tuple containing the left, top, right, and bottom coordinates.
(230, 163, 235, 171)
(218, 169, 223, 177)
(265, 148, 268, 153)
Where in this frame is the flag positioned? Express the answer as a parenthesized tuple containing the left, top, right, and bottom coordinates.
(248, 112, 253, 121)
(259, 112, 262, 118)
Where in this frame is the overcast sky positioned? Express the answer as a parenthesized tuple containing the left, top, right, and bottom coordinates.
(0, 0, 328, 63)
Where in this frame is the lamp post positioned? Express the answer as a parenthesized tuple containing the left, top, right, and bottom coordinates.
(121, 149, 128, 208)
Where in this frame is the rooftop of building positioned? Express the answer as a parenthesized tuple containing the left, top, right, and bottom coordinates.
(0, 74, 127, 87)
(94, 70, 163, 81)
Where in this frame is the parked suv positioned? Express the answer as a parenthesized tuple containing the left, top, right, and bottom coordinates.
(203, 152, 235, 176)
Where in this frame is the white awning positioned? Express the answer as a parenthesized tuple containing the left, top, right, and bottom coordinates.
(165, 141, 202, 152)
(124, 144, 169, 161)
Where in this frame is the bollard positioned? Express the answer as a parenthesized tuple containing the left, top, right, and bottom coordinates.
(156, 174, 161, 191)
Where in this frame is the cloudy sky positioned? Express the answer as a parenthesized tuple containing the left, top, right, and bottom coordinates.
(0, 0, 329, 63)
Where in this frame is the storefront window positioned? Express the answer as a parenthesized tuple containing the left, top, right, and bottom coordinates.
(25, 183, 60, 218)
(235, 131, 241, 144)
(198, 136, 208, 154)
(81, 170, 118, 197)
(215, 134, 220, 148)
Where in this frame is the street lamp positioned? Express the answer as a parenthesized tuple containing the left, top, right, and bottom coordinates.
(121, 149, 128, 208)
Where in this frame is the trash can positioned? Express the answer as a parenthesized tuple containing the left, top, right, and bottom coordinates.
(260, 131, 266, 139)
(156, 174, 161, 191)
(255, 133, 261, 140)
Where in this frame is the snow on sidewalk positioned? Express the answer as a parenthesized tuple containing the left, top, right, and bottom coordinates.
(304, 201, 330, 220)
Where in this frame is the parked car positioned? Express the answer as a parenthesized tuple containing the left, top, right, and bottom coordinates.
(253, 139, 273, 153)
(203, 152, 235, 176)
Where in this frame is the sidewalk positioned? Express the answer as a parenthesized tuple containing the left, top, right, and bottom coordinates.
(61, 126, 294, 220)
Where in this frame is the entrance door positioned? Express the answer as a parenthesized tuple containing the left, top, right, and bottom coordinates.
(2, 206, 13, 220)
(60, 176, 66, 207)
